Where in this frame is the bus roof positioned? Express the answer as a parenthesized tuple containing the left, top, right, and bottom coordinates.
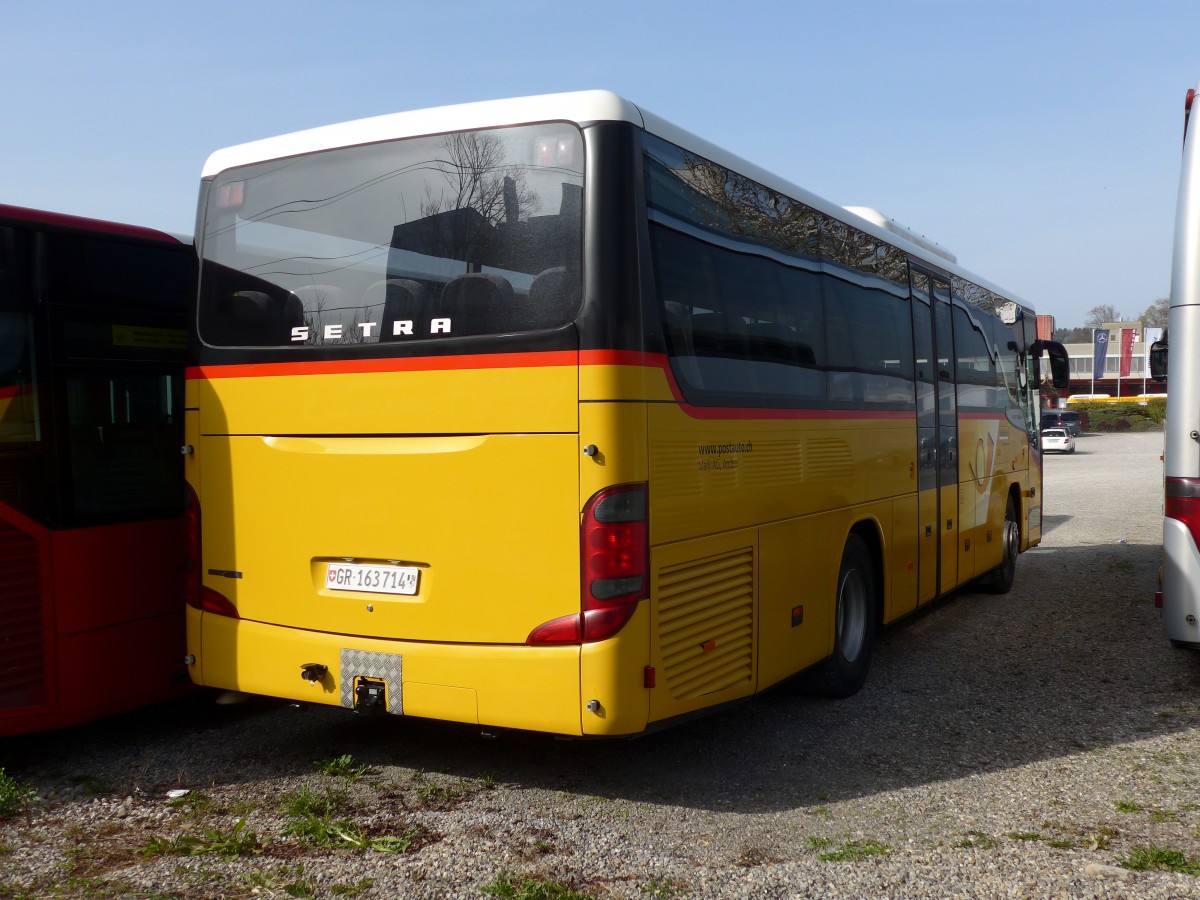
(200, 90, 1035, 314)
(0, 203, 188, 245)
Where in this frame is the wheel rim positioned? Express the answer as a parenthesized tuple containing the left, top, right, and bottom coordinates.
(837, 567, 868, 662)
(1002, 517, 1019, 573)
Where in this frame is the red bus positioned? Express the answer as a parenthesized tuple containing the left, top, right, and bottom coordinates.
(0, 204, 193, 735)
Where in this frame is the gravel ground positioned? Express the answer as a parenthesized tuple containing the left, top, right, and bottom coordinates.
(3, 430, 1200, 899)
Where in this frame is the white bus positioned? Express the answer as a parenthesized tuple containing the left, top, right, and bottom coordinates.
(1153, 82, 1200, 648)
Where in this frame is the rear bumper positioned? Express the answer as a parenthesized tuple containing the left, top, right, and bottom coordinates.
(187, 607, 649, 736)
(1162, 518, 1200, 646)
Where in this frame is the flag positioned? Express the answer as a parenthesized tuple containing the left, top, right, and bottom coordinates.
(1119, 328, 1135, 377)
(1093, 329, 1110, 379)
(1145, 327, 1164, 361)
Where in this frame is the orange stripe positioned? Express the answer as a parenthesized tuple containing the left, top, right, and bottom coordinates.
(186, 348, 917, 422)
(187, 350, 580, 380)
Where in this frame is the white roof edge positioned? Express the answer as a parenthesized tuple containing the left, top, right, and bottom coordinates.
(843, 206, 958, 265)
(200, 90, 1032, 309)
(201, 90, 644, 177)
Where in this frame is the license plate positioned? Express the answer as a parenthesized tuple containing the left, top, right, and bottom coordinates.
(326, 563, 419, 595)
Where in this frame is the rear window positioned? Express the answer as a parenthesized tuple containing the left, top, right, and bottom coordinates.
(198, 124, 584, 349)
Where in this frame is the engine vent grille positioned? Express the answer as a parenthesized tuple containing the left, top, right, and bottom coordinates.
(658, 547, 754, 700)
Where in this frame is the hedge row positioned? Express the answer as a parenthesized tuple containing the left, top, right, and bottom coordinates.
(1065, 398, 1165, 432)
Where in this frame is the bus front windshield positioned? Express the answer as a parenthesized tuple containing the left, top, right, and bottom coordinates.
(198, 124, 584, 349)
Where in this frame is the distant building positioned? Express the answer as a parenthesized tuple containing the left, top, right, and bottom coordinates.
(1036, 315, 1054, 341)
(1055, 321, 1166, 398)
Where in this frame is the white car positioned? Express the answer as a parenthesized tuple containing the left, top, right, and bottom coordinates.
(1041, 427, 1075, 454)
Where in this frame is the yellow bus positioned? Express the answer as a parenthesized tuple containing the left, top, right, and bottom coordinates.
(185, 91, 1069, 736)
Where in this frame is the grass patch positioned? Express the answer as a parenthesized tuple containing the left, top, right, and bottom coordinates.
(315, 754, 370, 780)
(481, 870, 593, 899)
(281, 787, 417, 854)
(284, 813, 416, 853)
(806, 836, 833, 851)
(1121, 844, 1200, 876)
(242, 864, 317, 898)
(331, 879, 375, 896)
(1008, 832, 1043, 842)
(143, 817, 262, 857)
(0, 768, 35, 818)
(640, 878, 686, 898)
(1114, 799, 1143, 813)
(955, 831, 1000, 849)
(167, 790, 217, 818)
(816, 840, 892, 862)
(280, 784, 355, 819)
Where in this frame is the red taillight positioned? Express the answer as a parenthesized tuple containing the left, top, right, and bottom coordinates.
(526, 483, 648, 646)
(1166, 477, 1200, 552)
(184, 483, 238, 619)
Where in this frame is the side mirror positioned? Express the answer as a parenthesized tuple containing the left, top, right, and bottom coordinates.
(1150, 338, 1168, 381)
(1031, 339, 1071, 390)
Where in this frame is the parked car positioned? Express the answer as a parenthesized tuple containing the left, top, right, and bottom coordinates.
(1041, 427, 1075, 454)
(1042, 410, 1082, 435)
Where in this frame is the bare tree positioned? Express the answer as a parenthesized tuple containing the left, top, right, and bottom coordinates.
(1084, 304, 1122, 327)
(1140, 297, 1170, 328)
(417, 132, 538, 264)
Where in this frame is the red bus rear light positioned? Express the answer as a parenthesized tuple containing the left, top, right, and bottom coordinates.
(527, 483, 648, 646)
(184, 483, 239, 619)
(1165, 477, 1200, 552)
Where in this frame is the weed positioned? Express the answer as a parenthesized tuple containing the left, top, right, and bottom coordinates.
(315, 754, 370, 780)
(284, 813, 417, 853)
(1086, 827, 1117, 851)
(242, 864, 317, 898)
(481, 870, 593, 899)
(142, 817, 262, 857)
(0, 768, 35, 818)
(332, 879, 375, 896)
(280, 784, 354, 819)
(641, 878, 687, 898)
(1007, 832, 1043, 842)
(168, 790, 216, 818)
(1046, 838, 1075, 849)
(817, 840, 892, 862)
(1150, 808, 1179, 823)
(805, 805, 833, 820)
(806, 836, 833, 851)
(736, 846, 774, 867)
(955, 831, 1000, 850)
(1121, 844, 1200, 876)
(1114, 799, 1143, 813)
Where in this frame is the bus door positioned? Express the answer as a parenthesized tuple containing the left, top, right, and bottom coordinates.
(910, 270, 958, 601)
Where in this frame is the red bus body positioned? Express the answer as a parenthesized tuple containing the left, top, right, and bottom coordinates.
(0, 204, 192, 735)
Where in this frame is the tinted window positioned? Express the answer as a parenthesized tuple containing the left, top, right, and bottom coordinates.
(199, 125, 584, 349)
(644, 134, 910, 410)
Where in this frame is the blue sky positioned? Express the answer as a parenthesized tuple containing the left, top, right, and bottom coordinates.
(4, 1, 1196, 328)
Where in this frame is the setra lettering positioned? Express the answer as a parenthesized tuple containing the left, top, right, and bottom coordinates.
(288, 319, 452, 343)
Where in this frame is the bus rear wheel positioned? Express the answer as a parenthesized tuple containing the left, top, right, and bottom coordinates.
(982, 496, 1019, 594)
(804, 534, 877, 697)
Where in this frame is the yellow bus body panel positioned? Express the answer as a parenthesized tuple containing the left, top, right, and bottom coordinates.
(196, 609, 587, 734)
(196, 363, 578, 436)
(195, 367, 580, 646)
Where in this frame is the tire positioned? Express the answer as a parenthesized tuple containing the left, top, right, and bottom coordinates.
(982, 495, 1019, 594)
(803, 534, 877, 697)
